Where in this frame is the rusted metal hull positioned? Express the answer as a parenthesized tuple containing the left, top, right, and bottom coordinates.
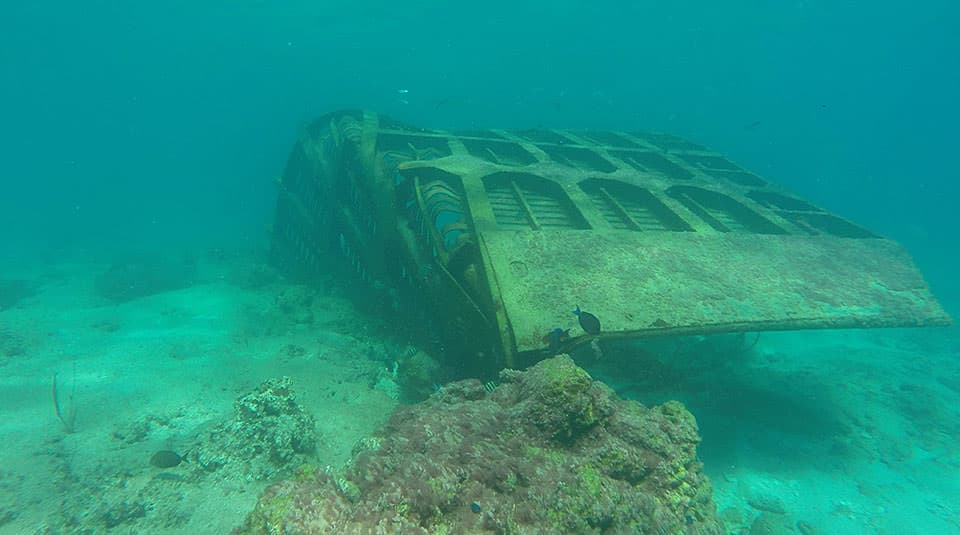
(270, 110, 951, 369)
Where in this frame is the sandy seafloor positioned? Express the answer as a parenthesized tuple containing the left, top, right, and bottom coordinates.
(0, 253, 957, 534)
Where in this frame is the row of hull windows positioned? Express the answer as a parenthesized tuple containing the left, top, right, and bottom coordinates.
(481, 175, 875, 238)
(376, 133, 764, 186)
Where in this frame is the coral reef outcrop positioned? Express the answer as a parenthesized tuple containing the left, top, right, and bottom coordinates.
(192, 376, 318, 481)
(235, 355, 723, 534)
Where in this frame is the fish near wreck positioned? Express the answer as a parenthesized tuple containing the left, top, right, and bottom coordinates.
(541, 327, 571, 351)
(573, 305, 601, 335)
(150, 450, 185, 468)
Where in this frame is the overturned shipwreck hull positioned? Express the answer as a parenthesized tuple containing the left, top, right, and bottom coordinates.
(270, 110, 951, 370)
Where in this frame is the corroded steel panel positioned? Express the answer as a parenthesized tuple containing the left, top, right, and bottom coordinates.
(479, 231, 950, 353)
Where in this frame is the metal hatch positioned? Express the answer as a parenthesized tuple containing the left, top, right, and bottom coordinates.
(270, 111, 952, 369)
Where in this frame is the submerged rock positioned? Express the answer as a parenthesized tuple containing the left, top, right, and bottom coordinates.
(0, 278, 38, 310)
(234, 355, 724, 534)
(192, 376, 318, 480)
(749, 511, 793, 535)
(94, 255, 196, 302)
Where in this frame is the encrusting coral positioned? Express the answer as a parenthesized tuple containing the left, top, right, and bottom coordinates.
(192, 376, 318, 481)
(234, 355, 724, 534)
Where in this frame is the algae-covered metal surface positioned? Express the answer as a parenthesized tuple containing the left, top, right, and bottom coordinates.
(480, 231, 946, 353)
(270, 110, 951, 368)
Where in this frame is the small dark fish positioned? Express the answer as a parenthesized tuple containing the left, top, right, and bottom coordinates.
(470, 501, 482, 514)
(150, 450, 184, 469)
(573, 306, 601, 335)
(542, 327, 571, 350)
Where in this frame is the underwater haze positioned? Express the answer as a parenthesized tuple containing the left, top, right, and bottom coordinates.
(1, 1, 958, 534)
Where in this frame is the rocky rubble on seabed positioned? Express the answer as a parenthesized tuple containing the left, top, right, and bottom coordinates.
(235, 355, 724, 534)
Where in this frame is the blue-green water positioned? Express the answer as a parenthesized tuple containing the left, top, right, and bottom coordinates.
(1, 2, 957, 533)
